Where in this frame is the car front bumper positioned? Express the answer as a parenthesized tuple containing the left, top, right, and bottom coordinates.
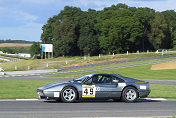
(37, 89, 60, 100)
(139, 89, 151, 98)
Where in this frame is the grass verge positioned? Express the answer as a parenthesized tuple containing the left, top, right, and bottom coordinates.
(149, 84, 176, 98)
(57, 57, 176, 73)
(0, 80, 58, 99)
(0, 80, 176, 99)
(0, 52, 172, 71)
(50, 63, 176, 80)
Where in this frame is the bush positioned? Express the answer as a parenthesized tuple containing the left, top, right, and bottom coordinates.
(0, 47, 30, 54)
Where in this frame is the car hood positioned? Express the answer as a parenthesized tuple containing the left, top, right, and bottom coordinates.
(38, 82, 69, 90)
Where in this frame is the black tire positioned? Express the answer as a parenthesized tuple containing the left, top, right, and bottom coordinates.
(122, 87, 138, 103)
(55, 98, 61, 102)
(61, 86, 77, 103)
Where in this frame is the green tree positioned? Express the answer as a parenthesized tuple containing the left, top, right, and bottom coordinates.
(53, 16, 77, 56)
(29, 42, 41, 56)
(40, 4, 176, 56)
(97, 5, 143, 53)
(48, 6, 83, 56)
(173, 31, 176, 49)
(41, 16, 58, 44)
(78, 9, 100, 56)
(134, 8, 155, 51)
(150, 12, 167, 50)
(162, 10, 176, 49)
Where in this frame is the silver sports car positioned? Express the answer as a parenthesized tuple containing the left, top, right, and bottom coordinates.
(37, 73, 150, 103)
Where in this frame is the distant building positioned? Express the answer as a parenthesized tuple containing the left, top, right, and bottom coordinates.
(18, 53, 31, 58)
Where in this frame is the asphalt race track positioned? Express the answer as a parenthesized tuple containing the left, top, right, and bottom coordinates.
(0, 100, 176, 118)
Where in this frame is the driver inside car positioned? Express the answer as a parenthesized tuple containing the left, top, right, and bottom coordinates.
(92, 75, 99, 84)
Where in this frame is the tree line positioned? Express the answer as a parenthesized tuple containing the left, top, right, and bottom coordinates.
(41, 4, 176, 56)
(0, 39, 33, 43)
(0, 47, 30, 54)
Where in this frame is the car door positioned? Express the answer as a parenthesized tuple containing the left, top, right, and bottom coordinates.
(81, 74, 113, 98)
(94, 74, 122, 98)
(81, 74, 123, 99)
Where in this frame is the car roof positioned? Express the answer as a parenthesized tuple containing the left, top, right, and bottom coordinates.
(91, 73, 117, 76)
(90, 73, 145, 82)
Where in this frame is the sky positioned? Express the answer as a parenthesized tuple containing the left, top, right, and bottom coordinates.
(0, 0, 175, 42)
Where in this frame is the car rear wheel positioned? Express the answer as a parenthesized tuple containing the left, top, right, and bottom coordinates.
(122, 87, 138, 103)
(61, 87, 77, 103)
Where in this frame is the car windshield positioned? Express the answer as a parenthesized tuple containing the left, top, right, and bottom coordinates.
(73, 75, 91, 83)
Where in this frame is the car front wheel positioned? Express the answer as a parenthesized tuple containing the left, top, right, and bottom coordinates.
(61, 87, 77, 103)
(122, 87, 138, 103)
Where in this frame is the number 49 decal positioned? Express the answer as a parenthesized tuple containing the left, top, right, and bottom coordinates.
(82, 85, 96, 98)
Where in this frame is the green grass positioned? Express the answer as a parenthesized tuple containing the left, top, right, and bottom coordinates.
(1, 52, 173, 71)
(1, 60, 44, 71)
(0, 80, 176, 99)
(0, 57, 71, 71)
(58, 57, 176, 73)
(50, 62, 176, 80)
(149, 84, 176, 98)
(0, 80, 58, 99)
(164, 116, 176, 118)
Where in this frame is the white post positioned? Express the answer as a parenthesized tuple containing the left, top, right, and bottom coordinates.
(84, 56, 86, 60)
(0, 67, 5, 75)
(66, 60, 68, 64)
(99, 54, 101, 58)
(15, 66, 17, 70)
(28, 66, 30, 70)
(137, 50, 139, 54)
(147, 50, 149, 53)
(113, 53, 115, 56)
(46, 63, 49, 67)
(156, 50, 158, 54)
(127, 51, 128, 55)
(162, 49, 164, 56)
(165, 50, 167, 53)
(0, 67, 4, 72)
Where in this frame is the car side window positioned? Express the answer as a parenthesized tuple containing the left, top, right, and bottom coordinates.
(83, 77, 92, 85)
(111, 76, 124, 83)
(98, 75, 112, 84)
(83, 75, 122, 85)
(83, 75, 105, 84)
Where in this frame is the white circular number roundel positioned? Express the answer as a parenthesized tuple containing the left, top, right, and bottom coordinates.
(82, 85, 96, 98)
